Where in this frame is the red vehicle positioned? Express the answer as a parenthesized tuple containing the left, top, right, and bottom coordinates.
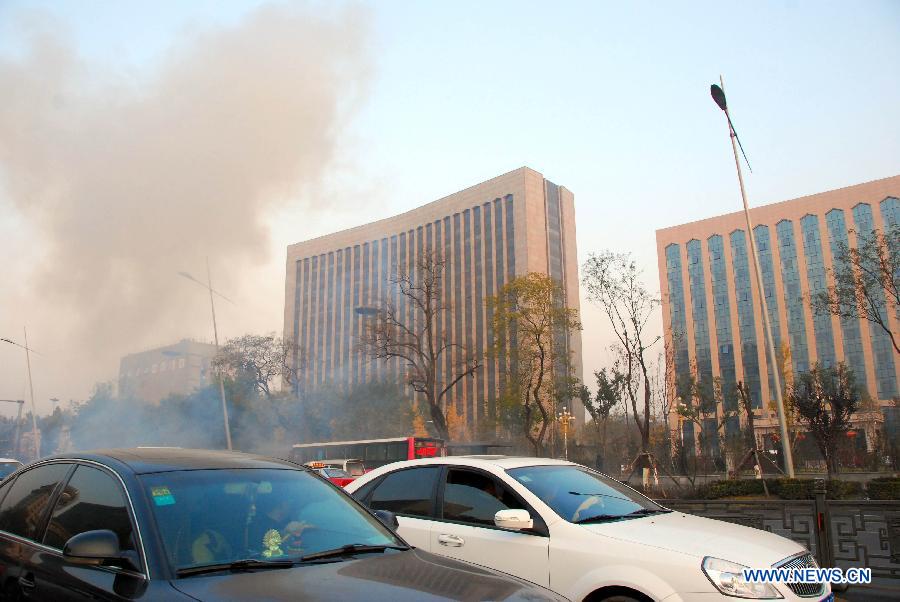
(290, 437, 445, 472)
(305, 461, 357, 487)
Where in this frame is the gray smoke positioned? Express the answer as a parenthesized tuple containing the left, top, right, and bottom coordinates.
(0, 5, 371, 405)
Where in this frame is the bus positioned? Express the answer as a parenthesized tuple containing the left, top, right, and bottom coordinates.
(289, 437, 446, 471)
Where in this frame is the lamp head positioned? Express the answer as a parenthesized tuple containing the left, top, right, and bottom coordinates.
(710, 84, 727, 111)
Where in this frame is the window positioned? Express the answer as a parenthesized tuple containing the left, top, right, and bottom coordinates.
(0, 463, 70, 540)
(369, 467, 439, 517)
(441, 469, 523, 527)
(43, 465, 136, 552)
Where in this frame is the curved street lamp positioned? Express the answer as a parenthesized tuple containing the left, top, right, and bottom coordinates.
(709, 77, 794, 477)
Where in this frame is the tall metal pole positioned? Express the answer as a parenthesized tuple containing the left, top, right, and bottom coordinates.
(13, 400, 23, 458)
(206, 258, 233, 451)
(22, 327, 40, 461)
(717, 76, 795, 477)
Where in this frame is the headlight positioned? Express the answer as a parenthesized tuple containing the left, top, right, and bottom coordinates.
(701, 557, 783, 599)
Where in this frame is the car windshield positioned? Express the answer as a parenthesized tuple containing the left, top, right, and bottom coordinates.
(140, 468, 402, 573)
(507, 465, 667, 523)
(322, 468, 350, 478)
(0, 462, 22, 478)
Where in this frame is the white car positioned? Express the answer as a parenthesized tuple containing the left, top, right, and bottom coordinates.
(346, 456, 832, 602)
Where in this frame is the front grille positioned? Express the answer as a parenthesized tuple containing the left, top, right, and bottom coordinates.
(775, 553, 825, 597)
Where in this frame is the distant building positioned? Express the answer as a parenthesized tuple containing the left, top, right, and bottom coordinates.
(656, 175, 900, 464)
(118, 339, 217, 404)
(284, 167, 584, 429)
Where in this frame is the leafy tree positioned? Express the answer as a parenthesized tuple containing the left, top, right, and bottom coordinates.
(582, 251, 660, 455)
(213, 333, 302, 398)
(488, 273, 581, 456)
(813, 225, 900, 354)
(582, 368, 623, 453)
(789, 363, 860, 477)
(359, 250, 479, 441)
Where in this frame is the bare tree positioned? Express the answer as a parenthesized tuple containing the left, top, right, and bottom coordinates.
(582, 251, 660, 456)
(789, 363, 860, 477)
(359, 251, 479, 441)
(488, 273, 581, 455)
(813, 225, 900, 354)
(214, 333, 302, 398)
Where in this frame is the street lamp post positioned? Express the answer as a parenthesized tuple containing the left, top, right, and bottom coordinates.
(179, 260, 233, 451)
(557, 406, 575, 460)
(710, 77, 795, 477)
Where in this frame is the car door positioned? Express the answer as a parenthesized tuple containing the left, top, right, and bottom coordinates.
(0, 461, 73, 599)
(429, 467, 550, 587)
(25, 463, 147, 601)
(364, 466, 441, 551)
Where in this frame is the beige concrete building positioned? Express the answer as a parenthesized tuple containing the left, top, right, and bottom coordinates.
(284, 167, 584, 430)
(656, 175, 900, 462)
(118, 339, 217, 404)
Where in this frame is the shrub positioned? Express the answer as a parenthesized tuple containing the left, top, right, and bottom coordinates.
(867, 477, 900, 500)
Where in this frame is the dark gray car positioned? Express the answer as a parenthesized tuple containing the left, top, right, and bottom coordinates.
(0, 448, 565, 601)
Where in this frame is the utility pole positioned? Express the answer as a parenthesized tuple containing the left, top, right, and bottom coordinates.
(23, 328, 40, 461)
(206, 258, 233, 451)
(179, 263, 233, 450)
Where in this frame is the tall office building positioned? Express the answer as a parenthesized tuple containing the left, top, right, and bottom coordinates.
(656, 176, 900, 457)
(284, 167, 584, 429)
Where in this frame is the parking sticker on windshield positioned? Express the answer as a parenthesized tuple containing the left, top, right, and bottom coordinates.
(151, 486, 176, 506)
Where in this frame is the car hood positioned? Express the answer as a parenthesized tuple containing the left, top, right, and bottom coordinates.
(580, 511, 805, 567)
(171, 548, 564, 601)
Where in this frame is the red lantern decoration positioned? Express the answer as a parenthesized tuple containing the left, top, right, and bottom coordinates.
(846, 430, 857, 438)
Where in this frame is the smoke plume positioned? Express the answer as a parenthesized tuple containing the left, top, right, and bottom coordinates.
(0, 5, 371, 407)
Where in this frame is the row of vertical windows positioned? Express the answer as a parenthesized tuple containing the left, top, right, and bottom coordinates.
(775, 220, 810, 376)
(669, 198, 899, 414)
(825, 209, 869, 394)
(852, 204, 897, 398)
(292, 195, 527, 428)
(708, 235, 738, 420)
(753, 225, 783, 395)
(687, 240, 713, 388)
(729, 230, 762, 408)
(800, 215, 836, 368)
(664, 244, 690, 378)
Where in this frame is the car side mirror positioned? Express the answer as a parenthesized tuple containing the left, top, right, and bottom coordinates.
(63, 530, 122, 565)
(373, 509, 400, 530)
(494, 509, 533, 531)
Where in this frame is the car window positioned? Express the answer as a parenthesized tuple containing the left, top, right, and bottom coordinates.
(369, 467, 439, 518)
(43, 465, 136, 553)
(345, 461, 365, 477)
(140, 468, 400, 573)
(442, 469, 524, 526)
(0, 463, 22, 479)
(0, 463, 70, 540)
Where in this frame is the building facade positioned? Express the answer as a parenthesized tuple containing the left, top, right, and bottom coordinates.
(284, 167, 584, 429)
(656, 176, 900, 460)
(118, 339, 217, 404)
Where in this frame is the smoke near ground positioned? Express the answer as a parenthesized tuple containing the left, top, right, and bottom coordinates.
(0, 4, 371, 409)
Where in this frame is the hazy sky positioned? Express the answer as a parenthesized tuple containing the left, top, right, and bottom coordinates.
(1, 1, 898, 416)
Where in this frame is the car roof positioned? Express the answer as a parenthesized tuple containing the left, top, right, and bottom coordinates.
(375, 455, 577, 471)
(43, 447, 301, 475)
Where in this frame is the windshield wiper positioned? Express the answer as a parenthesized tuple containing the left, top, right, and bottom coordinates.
(300, 543, 408, 562)
(574, 508, 671, 524)
(177, 558, 295, 577)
